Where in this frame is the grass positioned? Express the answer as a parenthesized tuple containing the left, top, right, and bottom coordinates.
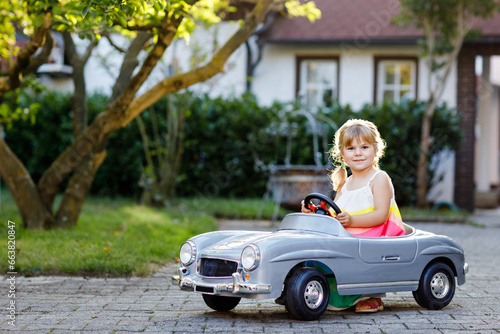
(0, 190, 216, 277)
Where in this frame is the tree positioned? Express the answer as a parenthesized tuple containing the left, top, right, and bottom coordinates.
(0, 0, 320, 229)
(394, 0, 499, 207)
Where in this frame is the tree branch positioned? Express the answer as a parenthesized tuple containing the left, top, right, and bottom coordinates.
(22, 31, 54, 76)
(0, 11, 53, 96)
(82, 36, 99, 65)
(36, 9, 185, 205)
(124, 0, 276, 126)
(63, 31, 98, 136)
(423, 16, 434, 95)
(109, 31, 153, 104)
(105, 14, 184, 118)
(123, 22, 162, 31)
(36, 0, 276, 205)
(101, 31, 127, 53)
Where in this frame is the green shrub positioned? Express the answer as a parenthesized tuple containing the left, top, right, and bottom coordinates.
(4, 90, 74, 183)
(320, 100, 463, 206)
(4, 90, 462, 207)
(5, 91, 144, 198)
(177, 93, 282, 198)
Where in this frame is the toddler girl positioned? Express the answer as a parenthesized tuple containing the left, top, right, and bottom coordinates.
(301, 119, 405, 312)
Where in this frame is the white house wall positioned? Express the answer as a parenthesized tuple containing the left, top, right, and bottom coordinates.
(83, 21, 248, 98)
(475, 56, 500, 195)
(37, 75, 74, 93)
(252, 44, 298, 106)
(339, 53, 373, 110)
(491, 56, 500, 85)
(81, 26, 459, 112)
(251, 43, 458, 109)
(146, 21, 248, 98)
(83, 36, 120, 96)
(416, 57, 458, 109)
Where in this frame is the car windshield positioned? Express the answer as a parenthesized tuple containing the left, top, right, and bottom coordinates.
(277, 213, 340, 236)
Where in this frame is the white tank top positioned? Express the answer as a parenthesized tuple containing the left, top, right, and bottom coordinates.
(335, 170, 404, 236)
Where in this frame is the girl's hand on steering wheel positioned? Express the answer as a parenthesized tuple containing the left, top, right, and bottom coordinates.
(336, 212, 352, 227)
(301, 200, 313, 213)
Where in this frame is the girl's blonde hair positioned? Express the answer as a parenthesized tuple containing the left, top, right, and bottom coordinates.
(329, 119, 386, 191)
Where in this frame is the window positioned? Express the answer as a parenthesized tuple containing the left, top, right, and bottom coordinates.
(375, 58, 417, 104)
(297, 57, 338, 109)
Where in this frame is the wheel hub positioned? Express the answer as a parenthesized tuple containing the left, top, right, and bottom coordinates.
(304, 280, 324, 309)
(430, 272, 450, 299)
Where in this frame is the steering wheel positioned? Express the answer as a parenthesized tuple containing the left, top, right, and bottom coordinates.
(303, 193, 342, 216)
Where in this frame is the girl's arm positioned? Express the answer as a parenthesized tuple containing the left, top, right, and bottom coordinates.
(336, 172, 392, 228)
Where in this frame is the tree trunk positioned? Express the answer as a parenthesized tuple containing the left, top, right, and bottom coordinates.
(416, 109, 433, 207)
(37, 16, 184, 210)
(413, 5, 471, 208)
(57, 31, 157, 215)
(7, 0, 276, 228)
(50, 32, 101, 227)
(38, 1, 273, 207)
(55, 150, 106, 227)
(0, 138, 54, 229)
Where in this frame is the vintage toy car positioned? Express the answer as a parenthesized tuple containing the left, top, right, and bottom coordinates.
(172, 193, 468, 320)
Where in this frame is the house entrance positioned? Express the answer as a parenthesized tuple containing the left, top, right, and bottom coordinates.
(475, 55, 500, 208)
(455, 44, 500, 211)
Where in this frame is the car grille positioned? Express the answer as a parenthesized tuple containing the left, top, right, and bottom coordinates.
(199, 258, 238, 277)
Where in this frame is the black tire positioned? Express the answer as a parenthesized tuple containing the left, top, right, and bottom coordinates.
(284, 268, 330, 321)
(202, 294, 241, 312)
(413, 262, 456, 310)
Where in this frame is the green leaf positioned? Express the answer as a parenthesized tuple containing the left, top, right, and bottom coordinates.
(82, 0, 93, 18)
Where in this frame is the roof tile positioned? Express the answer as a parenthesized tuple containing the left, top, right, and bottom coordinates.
(260, 0, 500, 43)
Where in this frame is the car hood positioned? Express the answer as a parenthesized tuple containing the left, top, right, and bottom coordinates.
(200, 231, 273, 260)
(199, 229, 334, 261)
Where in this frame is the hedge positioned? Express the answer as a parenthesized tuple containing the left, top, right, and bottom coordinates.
(4, 91, 462, 206)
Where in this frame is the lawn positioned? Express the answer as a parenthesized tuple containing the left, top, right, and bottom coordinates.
(1, 190, 217, 277)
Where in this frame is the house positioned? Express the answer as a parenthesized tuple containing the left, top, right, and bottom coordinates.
(180, 0, 500, 211)
(37, 0, 500, 211)
(252, 0, 500, 212)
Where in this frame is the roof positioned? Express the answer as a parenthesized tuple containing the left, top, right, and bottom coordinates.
(259, 0, 500, 44)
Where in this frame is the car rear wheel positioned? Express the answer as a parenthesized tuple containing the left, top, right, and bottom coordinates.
(413, 262, 456, 310)
(284, 268, 330, 320)
(202, 294, 241, 312)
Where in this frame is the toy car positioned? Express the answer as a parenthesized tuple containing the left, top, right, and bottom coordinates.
(172, 193, 468, 320)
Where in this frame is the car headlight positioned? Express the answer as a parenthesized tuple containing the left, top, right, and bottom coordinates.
(179, 241, 196, 266)
(241, 244, 260, 271)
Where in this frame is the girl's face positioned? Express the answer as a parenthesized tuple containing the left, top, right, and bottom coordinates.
(341, 136, 376, 172)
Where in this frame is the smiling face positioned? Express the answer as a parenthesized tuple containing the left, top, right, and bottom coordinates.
(341, 136, 377, 172)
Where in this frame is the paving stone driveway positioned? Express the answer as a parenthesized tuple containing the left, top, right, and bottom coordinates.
(1, 221, 500, 333)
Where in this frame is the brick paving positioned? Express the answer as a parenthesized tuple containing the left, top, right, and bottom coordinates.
(1, 217, 500, 333)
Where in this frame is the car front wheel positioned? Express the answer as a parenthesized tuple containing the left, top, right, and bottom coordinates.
(202, 294, 241, 312)
(284, 268, 330, 320)
(413, 262, 456, 310)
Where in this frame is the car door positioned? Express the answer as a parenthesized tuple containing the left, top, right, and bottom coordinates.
(357, 236, 418, 282)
